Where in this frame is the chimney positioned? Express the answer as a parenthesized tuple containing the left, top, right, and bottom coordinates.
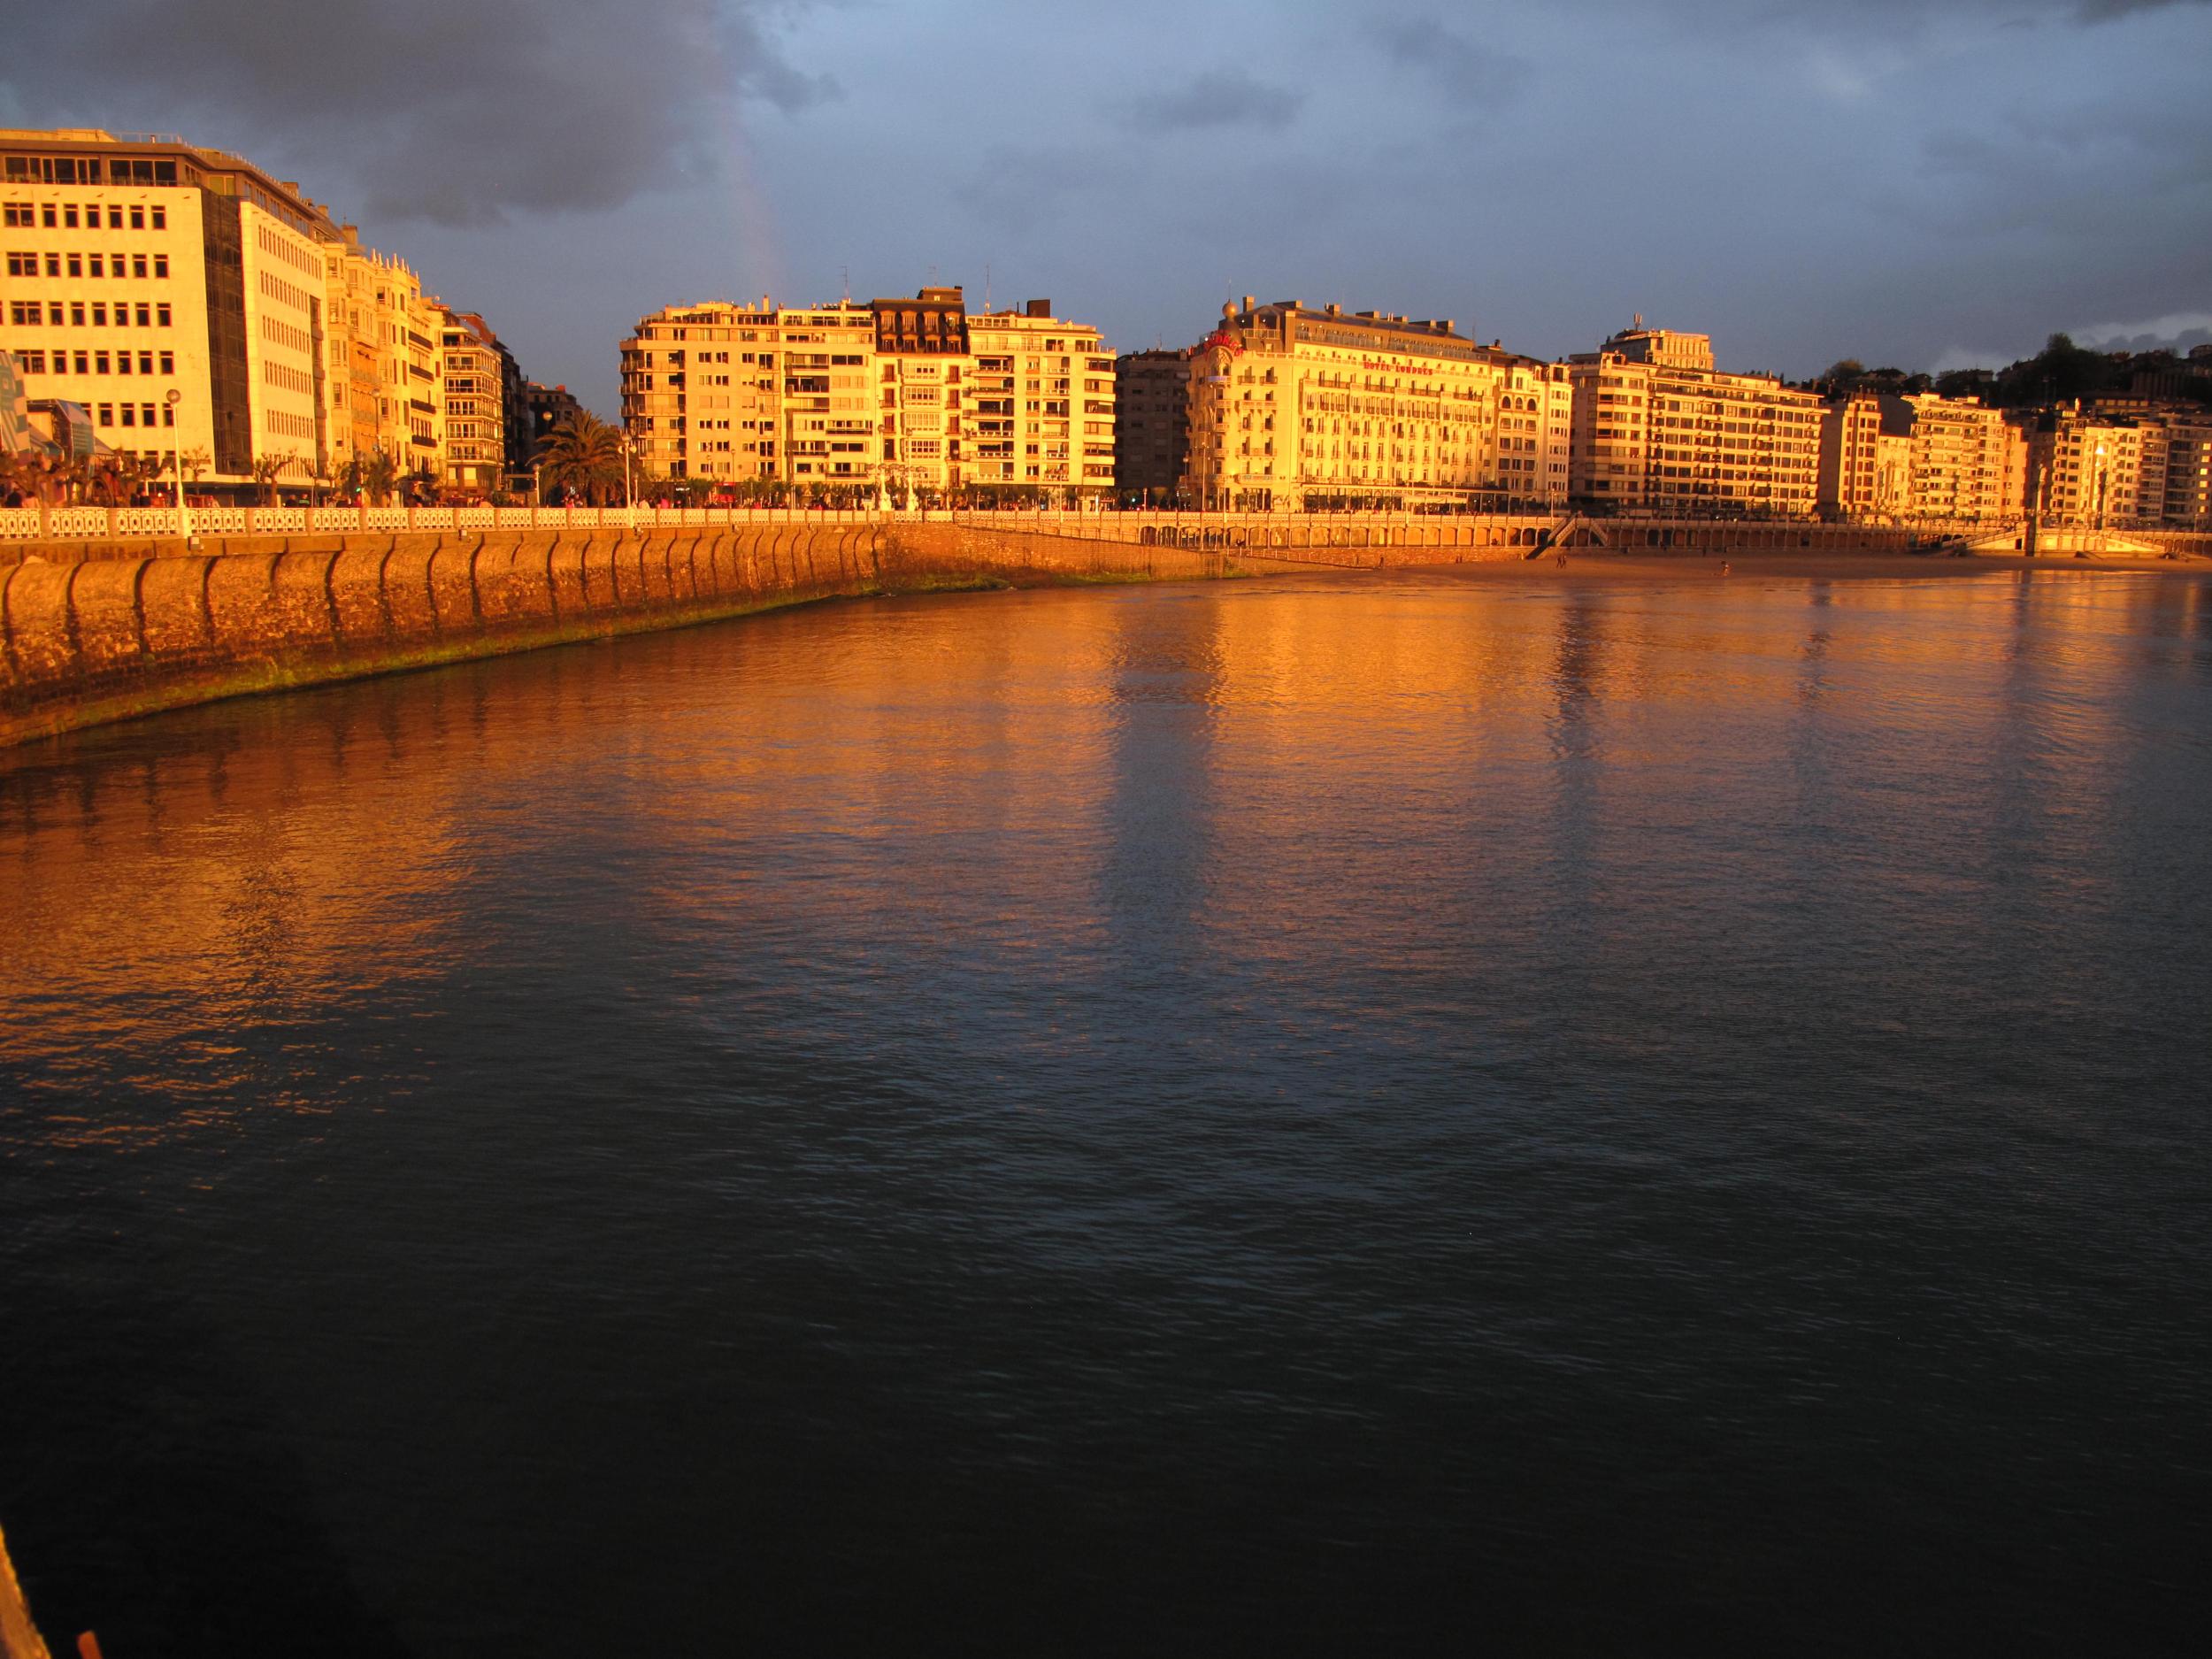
(1241, 295, 1256, 313)
(1025, 298, 1051, 318)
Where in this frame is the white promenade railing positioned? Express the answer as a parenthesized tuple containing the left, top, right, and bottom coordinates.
(0, 502, 2080, 550)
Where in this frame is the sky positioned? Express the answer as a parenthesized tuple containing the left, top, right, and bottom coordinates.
(7, 0, 2208, 417)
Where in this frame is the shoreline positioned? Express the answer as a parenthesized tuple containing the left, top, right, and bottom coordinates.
(1386, 549, 2212, 584)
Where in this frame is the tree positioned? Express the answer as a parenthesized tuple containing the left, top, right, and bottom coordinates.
(537, 411, 626, 506)
(250, 449, 298, 505)
(362, 449, 399, 507)
(1819, 358, 1868, 390)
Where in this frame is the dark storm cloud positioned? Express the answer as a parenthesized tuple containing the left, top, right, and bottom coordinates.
(0, 0, 834, 225)
(1111, 71, 1306, 133)
(1372, 17, 1529, 102)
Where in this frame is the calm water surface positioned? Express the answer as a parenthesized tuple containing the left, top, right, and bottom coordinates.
(3, 567, 2209, 1654)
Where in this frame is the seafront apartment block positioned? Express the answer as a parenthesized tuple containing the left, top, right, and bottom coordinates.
(1568, 326, 1826, 518)
(619, 291, 1117, 502)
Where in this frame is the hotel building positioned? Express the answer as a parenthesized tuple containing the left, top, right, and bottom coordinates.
(1177, 297, 1563, 512)
(1568, 326, 1825, 517)
(1, 127, 335, 489)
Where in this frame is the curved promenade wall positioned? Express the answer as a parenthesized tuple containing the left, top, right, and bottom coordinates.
(0, 520, 1257, 749)
(4, 507, 2055, 749)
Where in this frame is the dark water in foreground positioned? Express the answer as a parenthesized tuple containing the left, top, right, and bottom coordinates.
(3, 567, 2209, 1655)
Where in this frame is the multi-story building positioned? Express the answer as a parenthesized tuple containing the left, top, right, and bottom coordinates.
(621, 296, 878, 494)
(620, 289, 1115, 503)
(1114, 348, 1195, 505)
(1179, 296, 1549, 511)
(872, 286, 968, 501)
(1900, 393, 2024, 523)
(320, 228, 443, 488)
(434, 305, 519, 494)
(2029, 408, 2150, 526)
(1569, 326, 1825, 517)
(963, 299, 1116, 503)
(1, 127, 338, 491)
(1818, 392, 1911, 519)
(523, 380, 587, 457)
(2088, 397, 2212, 529)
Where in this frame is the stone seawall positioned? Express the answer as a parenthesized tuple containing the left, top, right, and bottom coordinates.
(0, 520, 1268, 749)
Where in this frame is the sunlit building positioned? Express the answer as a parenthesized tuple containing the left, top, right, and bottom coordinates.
(964, 299, 1117, 503)
(1179, 296, 1556, 511)
(2029, 408, 2150, 526)
(1569, 325, 1825, 517)
(434, 305, 520, 494)
(620, 289, 1115, 502)
(0, 127, 335, 490)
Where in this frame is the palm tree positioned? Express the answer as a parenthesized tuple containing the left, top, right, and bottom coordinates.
(362, 449, 399, 508)
(538, 412, 626, 506)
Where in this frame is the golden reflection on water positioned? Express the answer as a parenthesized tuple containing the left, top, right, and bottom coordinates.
(2, 568, 2206, 1151)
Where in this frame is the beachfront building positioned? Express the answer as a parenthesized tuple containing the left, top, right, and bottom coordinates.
(435, 305, 519, 494)
(0, 127, 336, 491)
(1179, 296, 1555, 512)
(1569, 326, 1825, 518)
(2029, 408, 2151, 526)
(1114, 347, 1196, 505)
(872, 286, 969, 502)
(964, 299, 1117, 504)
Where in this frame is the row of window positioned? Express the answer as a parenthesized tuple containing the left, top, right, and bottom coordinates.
(5, 250, 170, 279)
(9, 300, 173, 326)
(3, 202, 169, 230)
(9, 348, 176, 375)
(91, 403, 178, 428)
(4, 156, 180, 186)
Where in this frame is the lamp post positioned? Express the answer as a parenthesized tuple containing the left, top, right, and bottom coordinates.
(164, 389, 195, 546)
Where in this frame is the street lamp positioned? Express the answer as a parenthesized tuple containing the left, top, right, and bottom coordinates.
(164, 389, 196, 546)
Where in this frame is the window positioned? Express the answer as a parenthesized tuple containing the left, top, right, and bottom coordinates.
(4, 250, 30, 276)
(153, 255, 168, 279)
(162, 404, 174, 427)
(132, 254, 147, 279)
(96, 403, 112, 425)
(70, 302, 85, 326)
(157, 303, 171, 326)
(73, 352, 88, 373)
(66, 253, 81, 277)
(158, 350, 173, 373)
(62, 205, 78, 228)
(150, 206, 165, 230)
(42, 252, 58, 276)
(95, 351, 110, 373)
(0, 204, 28, 227)
(108, 206, 123, 228)
(91, 303, 106, 326)
(120, 403, 136, 426)
(16, 349, 43, 372)
(41, 204, 54, 227)
(117, 349, 132, 373)
(130, 205, 143, 229)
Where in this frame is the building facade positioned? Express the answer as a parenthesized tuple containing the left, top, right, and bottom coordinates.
(1, 127, 338, 490)
(619, 290, 1116, 502)
(2029, 409, 2150, 526)
(1569, 326, 1825, 517)
(434, 306, 521, 494)
(1178, 296, 1555, 512)
(1114, 348, 1195, 505)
